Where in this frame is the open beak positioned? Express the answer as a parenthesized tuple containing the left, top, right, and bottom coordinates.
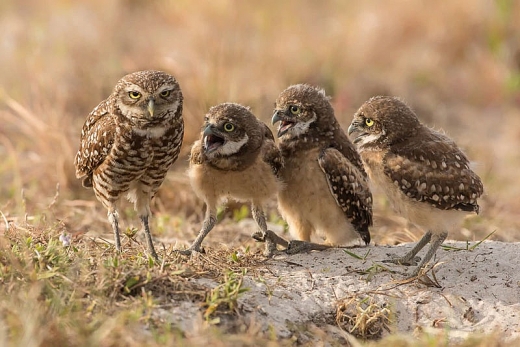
(272, 111, 296, 137)
(147, 99, 155, 118)
(203, 125, 225, 153)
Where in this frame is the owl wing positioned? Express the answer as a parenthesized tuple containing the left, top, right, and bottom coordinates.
(261, 123, 283, 176)
(74, 99, 116, 187)
(318, 147, 373, 243)
(189, 139, 204, 165)
(384, 131, 484, 212)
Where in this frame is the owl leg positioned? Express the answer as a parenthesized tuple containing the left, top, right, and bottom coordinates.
(179, 206, 217, 255)
(383, 230, 432, 266)
(107, 209, 122, 252)
(133, 190, 159, 261)
(408, 231, 447, 278)
(250, 204, 288, 257)
(140, 215, 159, 261)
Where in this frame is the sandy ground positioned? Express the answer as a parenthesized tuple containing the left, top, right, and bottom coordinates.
(161, 238, 520, 343)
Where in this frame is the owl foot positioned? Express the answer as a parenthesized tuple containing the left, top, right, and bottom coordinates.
(286, 240, 332, 255)
(382, 253, 421, 266)
(252, 230, 288, 257)
(175, 246, 205, 256)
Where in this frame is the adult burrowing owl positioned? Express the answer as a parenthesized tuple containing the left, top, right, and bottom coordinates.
(348, 96, 483, 277)
(183, 103, 286, 256)
(74, 70, 183, 260)
(272, 84, 372, 254)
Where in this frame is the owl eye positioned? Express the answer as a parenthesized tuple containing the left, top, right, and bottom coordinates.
(223, 123, 235, 132)
(160, 90, 171, 97)
(289, 105, 300, 115)
(129, 91, 141, 99)
(365, 118, 375, 127)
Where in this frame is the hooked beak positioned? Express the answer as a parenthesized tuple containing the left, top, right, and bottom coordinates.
(271, 111, 282, 126)
(203, 124, 225, 153)
(147, 99, 155, 117)
(347, 122, 364, 144)
(203, 124, 215, 137)
(347, 123, 357, 136)
(272, 110, 295, 137)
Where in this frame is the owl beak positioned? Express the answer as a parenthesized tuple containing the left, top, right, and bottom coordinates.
(347, 123, 357, 136)
(203, 124, 215, 137)
(203, 125, 225, 153)
(347, 123, 364, 144)
(272, 111, 295, 137)
(147, 99, 155, 118)
(271, 111, 282, 126)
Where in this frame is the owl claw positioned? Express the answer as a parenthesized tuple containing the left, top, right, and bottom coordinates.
(251, 231, 266, 242)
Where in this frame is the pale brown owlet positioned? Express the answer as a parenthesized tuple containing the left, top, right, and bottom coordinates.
(272, 84, 373, 254)
(182, 103, 286, 256)
(74, 70, 183, 260)
(348, 96, 484, 277)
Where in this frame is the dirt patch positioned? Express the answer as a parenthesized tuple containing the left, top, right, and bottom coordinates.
(159, 240, 520, 343)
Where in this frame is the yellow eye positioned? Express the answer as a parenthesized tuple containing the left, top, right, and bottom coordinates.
(129, 91, 141, 99)
(223, 123, 235, 132)
(289, 105, 300, 115)
(365, 118, 374, 127)
(160, 90, 171, 97)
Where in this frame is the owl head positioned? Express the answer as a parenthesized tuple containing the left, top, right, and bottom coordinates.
(272, 84, 339, 140)
(113, 70, 183, 128)
(348, 96, 421, 149)
(201, 103, 266, 159)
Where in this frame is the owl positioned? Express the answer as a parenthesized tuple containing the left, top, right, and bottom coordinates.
(182, 103, 286, 256)
(348, 96, 484, 277)
(74, 70, 183, 260)
(272, 84, 373, 254)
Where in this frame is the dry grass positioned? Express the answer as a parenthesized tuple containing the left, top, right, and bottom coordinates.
(1, 0, 520, 345)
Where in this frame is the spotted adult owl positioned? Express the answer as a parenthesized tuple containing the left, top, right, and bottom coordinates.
(272, 84, 373, 254)
(74, 70, 183, 259)
(348, 96, 483, 277)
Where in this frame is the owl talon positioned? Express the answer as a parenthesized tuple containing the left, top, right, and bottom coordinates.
(252, 230, 288, 247)
(251, 231, 265, 242)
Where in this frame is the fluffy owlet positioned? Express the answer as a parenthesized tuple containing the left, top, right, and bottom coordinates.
(74, 70, 183, 260)
(182, 103, 286, 256)
(348, 96, 484, 277)
(272, 84, 373, 253)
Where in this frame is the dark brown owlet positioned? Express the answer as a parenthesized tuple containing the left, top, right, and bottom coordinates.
(74, 70, 183, 260)
(349, 96, 484, 277)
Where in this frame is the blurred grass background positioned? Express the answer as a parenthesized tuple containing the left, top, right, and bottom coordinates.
(1, 0, 519, 246)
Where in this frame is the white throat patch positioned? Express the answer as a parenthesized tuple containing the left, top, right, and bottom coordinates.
(290, 115, 317, 137)
(356, 133, 381, 147)
(215, 134, 249, 156)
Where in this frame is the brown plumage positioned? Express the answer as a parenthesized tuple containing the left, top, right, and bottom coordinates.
(183, 103, 286, 255)
(272, 84, 373, 253)
(74, 70, 183, 259)
(348, 96, 484, 277)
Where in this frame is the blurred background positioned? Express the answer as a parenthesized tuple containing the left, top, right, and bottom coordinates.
(1, 0, 519, 248)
